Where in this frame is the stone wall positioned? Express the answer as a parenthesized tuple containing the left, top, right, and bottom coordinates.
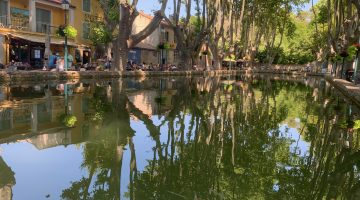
(0, 70, 326, 84)
(0, 35, 5, 65)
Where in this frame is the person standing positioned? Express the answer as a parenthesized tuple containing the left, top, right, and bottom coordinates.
(68, 54, 74, 70)
(48, 52, 56, 69)
(58, 57, 64, 72)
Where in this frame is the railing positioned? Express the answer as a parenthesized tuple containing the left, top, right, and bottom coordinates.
(10, 16, 29, 31)
(36, 22, 49, 33)
(0, 15, 8, 27)
(0, 16, 57, 34)
(37, 23, 58, 35)
(0, 15, 67, 40)
(0, 15, 30, 31)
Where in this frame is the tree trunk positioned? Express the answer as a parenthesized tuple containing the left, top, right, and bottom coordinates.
(113, 3, 130, 71)
(178, 48, 192, 70)
(111, 1, 168, 72)
(209, 42, 221, 70)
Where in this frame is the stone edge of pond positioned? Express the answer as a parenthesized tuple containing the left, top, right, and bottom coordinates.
(0, 69, 325, 83)
(325, 75, 360, 108)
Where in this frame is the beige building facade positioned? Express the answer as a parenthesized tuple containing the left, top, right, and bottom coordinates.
(0, 0, 103, 68)
(131, 11, 178, 66)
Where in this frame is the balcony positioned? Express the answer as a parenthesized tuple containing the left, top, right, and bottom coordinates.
(0, 15, 8, 27)
(0, 15, 29, 31)
(0, 15, 57, 35)
(36, 23, 56, 34)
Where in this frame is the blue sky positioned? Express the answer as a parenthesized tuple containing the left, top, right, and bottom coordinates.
(137, 0, 319, 16)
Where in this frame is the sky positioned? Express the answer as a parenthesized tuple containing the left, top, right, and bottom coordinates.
(137, 0, 320, 16)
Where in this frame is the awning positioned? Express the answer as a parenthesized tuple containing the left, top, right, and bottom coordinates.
(6, 33, 79, 47)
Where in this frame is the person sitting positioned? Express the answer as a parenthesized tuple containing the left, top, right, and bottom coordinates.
(104, 56, 111, 70)
(170, 64, 177, 71)
(126, 61, 133, 71)
(149, 63, 154, 71)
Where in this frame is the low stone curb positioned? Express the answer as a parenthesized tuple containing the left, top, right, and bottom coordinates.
(0, 69, 326, 83)
(325, 75, 360, 108)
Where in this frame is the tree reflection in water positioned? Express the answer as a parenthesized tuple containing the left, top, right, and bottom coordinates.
(60, 76, 360, 200)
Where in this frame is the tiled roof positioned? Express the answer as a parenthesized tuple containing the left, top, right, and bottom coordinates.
(139, 11, 154, 20)
(41, 0, 76, 8)
(138, 11, 171, 27)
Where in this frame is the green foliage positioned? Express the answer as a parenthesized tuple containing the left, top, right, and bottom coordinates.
(256, 47, 315, 64)
(190, 16, 202, 33)
(90, 23, 112, 45)
(157, 43, 170, 50)
(353, 120, 360, 130)
(89, 87, 112, 124)
(257, 14, 316, 65)
(57, 25, 78, 38)
(59, 114, 77, 128)
(347, 46, 358, 60)
(311, 1, 328, 25)
(64, 25, 78, 38)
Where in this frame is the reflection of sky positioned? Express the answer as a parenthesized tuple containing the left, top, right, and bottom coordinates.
(0, 143, 85, 200)
(268, 123, 310, 158)
(0, 115, 311, 200)
(121, 119, 156, 199)
(121, 114, 193, 199)
(279, 124, 310, 158)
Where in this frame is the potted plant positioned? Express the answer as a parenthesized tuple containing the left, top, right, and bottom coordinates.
(157, 43, 165, 49)
(57, 25, 78, 38)
(157, 43, 170, 50)
(59, 113, 77, 128)
(353, 43, 360, 51)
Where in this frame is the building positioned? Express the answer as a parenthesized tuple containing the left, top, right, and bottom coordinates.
(131, 11, 178, 66)
(0, 156, 15, 200)
(0, 0, 103, 68)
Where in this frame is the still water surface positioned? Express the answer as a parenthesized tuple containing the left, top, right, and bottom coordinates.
(0, 76, 359, 200)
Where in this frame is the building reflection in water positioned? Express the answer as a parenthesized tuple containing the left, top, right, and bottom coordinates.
(0, 157, 15, 200)
(0, 76, 359, 199)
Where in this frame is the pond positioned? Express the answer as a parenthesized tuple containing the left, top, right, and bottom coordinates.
(0, 75, 359, 200)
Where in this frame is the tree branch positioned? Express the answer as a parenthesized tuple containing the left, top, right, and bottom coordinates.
(128, 0, 168, 47)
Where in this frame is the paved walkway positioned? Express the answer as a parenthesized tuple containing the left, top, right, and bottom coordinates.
(325, 76, 360, 107)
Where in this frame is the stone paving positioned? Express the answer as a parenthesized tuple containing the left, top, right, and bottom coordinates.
(325, 75, 360, 108)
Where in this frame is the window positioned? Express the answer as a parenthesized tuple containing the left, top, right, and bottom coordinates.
(82, 22, 90, 39)
(83, 0, 91, 12)
(0, 0, 8, 25)
(10, 7, 29, 17)
(36, 8, 51, 33)
(34, 49, 41, 59)
(165, 31, 169, 42)
(160, 28, 166, 42)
